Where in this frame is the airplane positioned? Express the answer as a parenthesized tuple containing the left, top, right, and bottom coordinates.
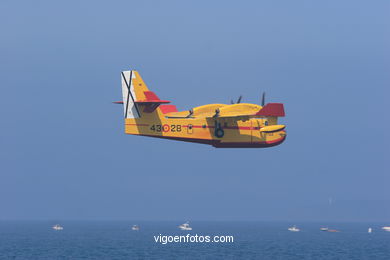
(114, 70, 286, 148)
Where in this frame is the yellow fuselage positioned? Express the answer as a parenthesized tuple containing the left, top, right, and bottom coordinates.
(125, 109, 286, 148)
(119, 70, 286, 148)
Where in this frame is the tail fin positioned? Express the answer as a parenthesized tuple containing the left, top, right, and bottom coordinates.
(121, 70, 172, 117)
(121, 70, 155, 118)
(121, 70, 139, 118)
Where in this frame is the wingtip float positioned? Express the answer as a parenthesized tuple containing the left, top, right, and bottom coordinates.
(115, 70, 286, 148)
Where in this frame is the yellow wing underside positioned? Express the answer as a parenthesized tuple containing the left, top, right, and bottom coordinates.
(165, 103, 263, 119)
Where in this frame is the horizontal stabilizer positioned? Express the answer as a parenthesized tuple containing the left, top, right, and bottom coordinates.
(135, 91, 171, 112)
(135, 91, 170, 104)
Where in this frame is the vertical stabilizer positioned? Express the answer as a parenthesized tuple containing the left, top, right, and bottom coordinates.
(121, 70, 140, 118)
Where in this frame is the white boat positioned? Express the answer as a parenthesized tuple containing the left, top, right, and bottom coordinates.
(178, 222, 192, 231)
(368, 228, 372, 233)
(288, 226, 300, 232)
(382, 226, 390, 232)
(132, 225, 140, 231)
(320, 227, 329, 231)
(52, 224, 63, 230)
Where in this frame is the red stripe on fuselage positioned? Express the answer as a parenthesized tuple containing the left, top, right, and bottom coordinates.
(182, 125, 260, 130)
(126, 124, 272, 131)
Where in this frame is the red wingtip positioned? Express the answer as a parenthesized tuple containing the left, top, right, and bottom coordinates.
(256, 103, 285, 117)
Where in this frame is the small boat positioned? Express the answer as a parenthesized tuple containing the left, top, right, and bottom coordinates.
(131, 225, 140, 231)
(382, 226, 390, 232)
(320, 227, 339, 232)
(52, 224, 63, 230)
(368, 228, 372, 233)
(178, 222, 192, 231)
(288, 226, 300, 232)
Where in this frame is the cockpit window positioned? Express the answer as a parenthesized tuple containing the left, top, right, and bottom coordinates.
(264, 121, 269, 126)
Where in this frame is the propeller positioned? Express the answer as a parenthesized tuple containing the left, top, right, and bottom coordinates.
(186, 109, 194, 118)
(230, 95, 242, 104)
(261, 92, 266, 106)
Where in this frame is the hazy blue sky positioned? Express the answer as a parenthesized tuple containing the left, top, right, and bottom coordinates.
(0, 0, 388, 221)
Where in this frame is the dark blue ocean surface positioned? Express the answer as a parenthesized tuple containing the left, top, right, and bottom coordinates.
(0, 221, 389, 259)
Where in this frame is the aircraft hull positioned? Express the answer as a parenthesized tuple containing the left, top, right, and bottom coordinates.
(134, 134, 286, 148)
(125, 117, 286, 148)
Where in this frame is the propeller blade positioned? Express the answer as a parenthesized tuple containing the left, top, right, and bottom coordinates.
(186, 109, 194, 118)
(237, 95, 242, 104)
(230, 99, 234, 104)
(261, 92, 266, 106)
(213, 108, 220, 118)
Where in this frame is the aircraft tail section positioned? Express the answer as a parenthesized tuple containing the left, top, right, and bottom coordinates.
(120, 70, 172, 118)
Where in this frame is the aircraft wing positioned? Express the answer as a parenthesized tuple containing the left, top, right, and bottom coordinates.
(205, 103, 285, 119)
(254, 103, 285, 117)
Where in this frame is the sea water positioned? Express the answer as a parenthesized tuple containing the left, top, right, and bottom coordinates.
(0, 221, 389, 259)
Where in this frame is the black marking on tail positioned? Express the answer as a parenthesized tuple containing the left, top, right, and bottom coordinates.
(121, 71, 141, 118)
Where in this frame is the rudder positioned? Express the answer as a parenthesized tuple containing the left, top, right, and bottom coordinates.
(121, 70, 151, 118)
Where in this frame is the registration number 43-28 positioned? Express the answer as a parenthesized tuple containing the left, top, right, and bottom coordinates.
(150, 124, 182, 132)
